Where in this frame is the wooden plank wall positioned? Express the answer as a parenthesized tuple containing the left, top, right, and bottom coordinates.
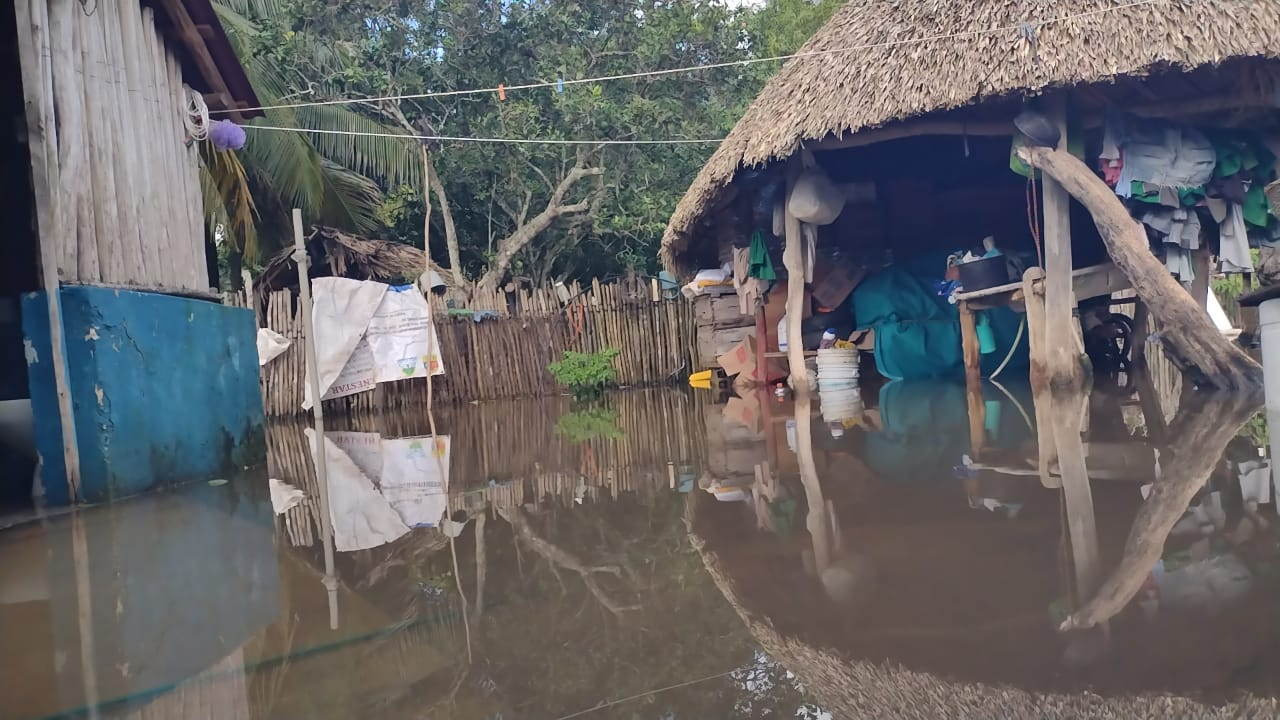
(246, 277, 699, 416)
(23, 0, 208, 293)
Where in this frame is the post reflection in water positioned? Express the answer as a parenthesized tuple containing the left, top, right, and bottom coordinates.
(693, 374, 1280, 717)
(4, 382, 1280, 719)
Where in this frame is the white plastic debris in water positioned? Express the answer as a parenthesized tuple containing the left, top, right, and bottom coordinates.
(257, 328, 291, 366)
(269, 478, 305, 514)
(440, 517, 470, 538)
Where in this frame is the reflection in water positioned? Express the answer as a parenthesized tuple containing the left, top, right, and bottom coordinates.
(4, 380, 1280, 718)
(695, 376, 1280, 716)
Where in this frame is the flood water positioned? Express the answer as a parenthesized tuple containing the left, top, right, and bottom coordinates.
(3, 379, 1280, 718)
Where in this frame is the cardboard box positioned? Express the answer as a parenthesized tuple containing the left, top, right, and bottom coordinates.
(810, 260, 867, 310)
(723, 393, 763, 434)
(717, 332, 759, 382)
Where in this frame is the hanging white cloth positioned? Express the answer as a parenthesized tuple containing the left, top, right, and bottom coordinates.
(1220, 203, 1254, 274)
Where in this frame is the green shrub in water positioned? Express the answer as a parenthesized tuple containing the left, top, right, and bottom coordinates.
(548, 348, 619, 397)
(554, 407, 625, 443)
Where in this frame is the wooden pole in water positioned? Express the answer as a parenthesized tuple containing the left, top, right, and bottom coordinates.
(15, 0, 83, 502)
(292, 209, 339, 629)
(783, 160, 809, 393)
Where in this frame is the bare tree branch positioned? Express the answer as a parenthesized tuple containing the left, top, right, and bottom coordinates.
(475, 156, 605, 292)
(497, 507, 638, 615)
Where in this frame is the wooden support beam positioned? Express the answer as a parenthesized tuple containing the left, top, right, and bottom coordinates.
(810, 120, 1014, 152)
(808, 91, 1274, 156)
(782, 161, 809, 393)
(1017, 145, 1261, 391)
(156, 0, 245, 122)
(1041, 94, 1086, 391)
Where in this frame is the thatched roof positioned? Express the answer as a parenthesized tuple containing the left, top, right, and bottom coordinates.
(690, 530, 1280, 719)
(661, 0, 1280, 272)
(257, 226, 453, 295)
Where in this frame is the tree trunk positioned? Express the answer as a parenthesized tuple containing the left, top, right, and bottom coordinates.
(1018, 146, 1262, 391)
(424, 154, 466, 289)
(475, 163, 604, 293)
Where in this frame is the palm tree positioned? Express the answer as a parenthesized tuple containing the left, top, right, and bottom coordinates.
(202, 0, 420, 285)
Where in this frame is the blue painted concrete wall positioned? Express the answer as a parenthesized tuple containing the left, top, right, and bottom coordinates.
(22, 287, 265, 505)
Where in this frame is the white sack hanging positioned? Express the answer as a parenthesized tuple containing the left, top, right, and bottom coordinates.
(788, 166, 845, 226)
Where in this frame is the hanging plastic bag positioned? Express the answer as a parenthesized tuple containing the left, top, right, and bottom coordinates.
(788, 166, 845, 225)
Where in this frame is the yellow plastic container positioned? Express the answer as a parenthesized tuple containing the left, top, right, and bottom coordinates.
(688, 370, 714, 389)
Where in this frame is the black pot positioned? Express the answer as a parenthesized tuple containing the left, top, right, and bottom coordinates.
(957, 256, 1012, 293)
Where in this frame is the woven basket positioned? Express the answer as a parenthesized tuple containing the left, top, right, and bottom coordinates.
(1266, 179, 1280, 217)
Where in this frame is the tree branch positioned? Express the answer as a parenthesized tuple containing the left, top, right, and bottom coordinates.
(475, 159, 605, 292)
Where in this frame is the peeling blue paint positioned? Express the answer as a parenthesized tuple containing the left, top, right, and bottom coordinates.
(22, 287, 266, 505)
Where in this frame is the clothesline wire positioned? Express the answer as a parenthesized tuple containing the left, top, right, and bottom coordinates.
(245, 124, 724, 145)
(214, 0, 1166, 116)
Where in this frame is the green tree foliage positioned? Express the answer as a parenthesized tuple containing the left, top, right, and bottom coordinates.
(213, 0, 839, 288)
(204, 0, 420, 279)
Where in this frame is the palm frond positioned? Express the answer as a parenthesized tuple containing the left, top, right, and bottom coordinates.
(317, 162, 385, 235)
(294, 105, 422, 189)
(210, 2, 258, 53)
(201, 143, 261, 259)
(212, 0, 282, 22)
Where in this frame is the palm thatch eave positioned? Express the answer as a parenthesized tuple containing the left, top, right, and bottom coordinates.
(257, 226, 454, 296)
(661, 0, 1280, 274)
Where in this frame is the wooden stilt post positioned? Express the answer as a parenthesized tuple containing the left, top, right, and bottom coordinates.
(1023, 267, 1060, 488)
(783, 161, 809, 393)
(1131, 300, 1150, 369)
(959, 302, 985, 458)
(1041, 94, 1085, 390)
(293, 209, 339, 630)
(15, 0, 82, 502)
(1051, 390, 1100, 603)
(1190, 244, 1211, 312)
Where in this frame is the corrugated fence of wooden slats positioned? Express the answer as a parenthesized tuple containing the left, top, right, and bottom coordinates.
(266, 389, 707, 547)
(243, 277, 699, 416)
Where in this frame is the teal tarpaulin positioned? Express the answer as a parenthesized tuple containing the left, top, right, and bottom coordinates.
(851, 261, 1029, 381)
(864, 379, 1034, 481)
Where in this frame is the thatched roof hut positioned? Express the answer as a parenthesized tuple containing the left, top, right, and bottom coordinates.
(257, 226, 455, 296)
(664, 0, 1278, 392)
(662, 0, 1280, 270)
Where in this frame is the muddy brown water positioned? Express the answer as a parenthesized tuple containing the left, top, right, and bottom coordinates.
(1, 382, 1279, 719)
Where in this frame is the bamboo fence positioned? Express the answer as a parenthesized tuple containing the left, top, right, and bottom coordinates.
(242, 275, 698, 416)
(267, 389, 706, 547)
